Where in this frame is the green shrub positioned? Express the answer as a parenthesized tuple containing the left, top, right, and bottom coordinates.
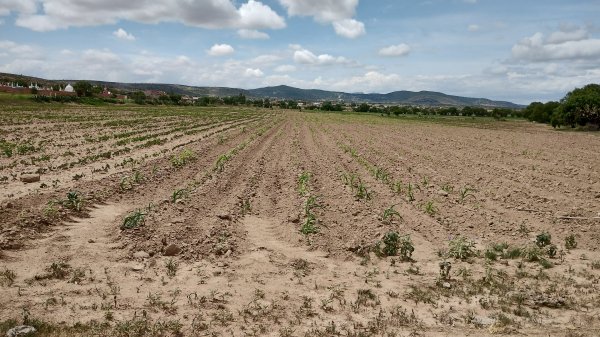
(448, 237, 476, 260)
(535, 232, 551, 248)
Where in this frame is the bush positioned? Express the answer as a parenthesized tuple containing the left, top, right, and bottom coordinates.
(565, 234, 577, 250)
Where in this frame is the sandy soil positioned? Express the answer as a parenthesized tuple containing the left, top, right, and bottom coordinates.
(1, 109, 599, 336)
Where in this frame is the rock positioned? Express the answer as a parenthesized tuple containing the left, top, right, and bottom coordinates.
(442, 282, 452, 289)
(20, 174, 40, 183)
(6, 325, 37, 337)
(437, 190, 449, 197)
(88, 239, 95, 243)
(131, 264, 145, 272)
(133, 251, 150, 259)
(164, 244, 181, 256)
(472, 316, 495, 327)
(224, 249, 232, 257)
(217, 213, 232, 221)
(171, 217, 186, 224)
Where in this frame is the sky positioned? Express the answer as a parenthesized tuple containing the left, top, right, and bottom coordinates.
(0, 0, 599, 104)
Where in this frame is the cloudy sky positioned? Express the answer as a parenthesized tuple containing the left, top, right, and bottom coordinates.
(1, 0, 599, 103)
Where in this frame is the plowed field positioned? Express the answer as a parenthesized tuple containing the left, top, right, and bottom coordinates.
(1, 106, 599, 337)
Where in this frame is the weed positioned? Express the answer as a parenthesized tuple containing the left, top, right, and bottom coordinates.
(378, 232, 400, 257)
(121, 210, 145, 230)
(62, 191, 84, 212)
(448, 237, 476, 260)
(165, 259, 179, 277)
(0, 269, 16, 286)
(439, 261, 451, 280)
(565, 234, 577, 250)
(535, 232, 552, 248)
(399, 235, 415, 261)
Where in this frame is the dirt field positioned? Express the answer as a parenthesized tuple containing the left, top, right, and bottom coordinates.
(1, 105, 600, 337)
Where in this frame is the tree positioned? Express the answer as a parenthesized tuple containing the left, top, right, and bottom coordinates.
(555, 84, 600, 127)
(131, 91, 146, 105)
(73, 81, 93, 97)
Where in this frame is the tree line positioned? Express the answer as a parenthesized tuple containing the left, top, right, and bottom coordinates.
(523, 84, 599, 128)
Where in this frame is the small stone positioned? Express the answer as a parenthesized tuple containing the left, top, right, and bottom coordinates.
(88, 239, 95, 243)
(164, 244, 182, 256)
(131, 264, 145, 272)
(473, 316, 495, 327)
(133, 251, 150, 259)
(171, 217, 186, 224)
(20, 174, 40, 183)
(437, 190, 449, 197)
(6, 325, 37, 337)
(217, 213, 232, 221)
(442, 282, 452, 289)
(224, 249, 232, 257)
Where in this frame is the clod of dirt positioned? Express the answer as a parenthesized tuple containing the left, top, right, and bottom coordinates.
(6, 325, 36, 337)
(164, 244, 181, 256)
(217, 213, 232, 221)
(437, 190, 449, 197)
(19, 174, 40, 183)
(133, 251, 150, 259)
(131, 264, 145, 272)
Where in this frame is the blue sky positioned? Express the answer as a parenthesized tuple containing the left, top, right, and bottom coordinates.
(1, 0, 599, 103)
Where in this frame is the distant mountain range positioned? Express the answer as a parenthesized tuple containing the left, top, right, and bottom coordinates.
(0, 73, 523, 108)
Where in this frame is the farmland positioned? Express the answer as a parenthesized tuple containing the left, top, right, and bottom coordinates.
(1, 103, 600, 337)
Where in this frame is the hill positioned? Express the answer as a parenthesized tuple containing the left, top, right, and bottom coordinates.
(0, 73, 522, 108)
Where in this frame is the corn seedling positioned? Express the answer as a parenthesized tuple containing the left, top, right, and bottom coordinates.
(459, 186, 475, 203)
(407, 183, 415, 202)
(298, 172, 311, 196)
(448, 236, 476, 260)
(171, 188, 189, 203)
(171, 148, 196, 168)
(382, 205, 401, 223)
(424, 201, 438, 215)
(374, 167, 390, 184)
(214, 153, 231, 173)
(393, 180, 403, 194)
(355, 178, 372, 200)
(121, 210, 145, 230)
(132, 170, 144, 183)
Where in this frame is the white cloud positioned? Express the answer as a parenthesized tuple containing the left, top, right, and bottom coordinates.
(113, 28, 135, 41)
(274, 65, 296, 73)
(9, 0, 286, 32)
(293, 47, 349, 65)
(82, 49, 120, 63)
(208, 44, 235, 57)
(379, 44, 411, 57)
(332, 19, 365, 39)
(468, 24, 479, 32)
(512, 28, 600, 62)
(237, 29, 269, 39)
(238, 0, 285, 30)
(547, 27, 588, 44)
(277, 0, 364, 38)
(0, 0, 37, 16)
(244, 68, 264, 77)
